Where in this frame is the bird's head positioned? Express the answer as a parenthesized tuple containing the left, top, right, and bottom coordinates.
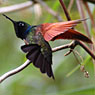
(3, 14, 31, 40)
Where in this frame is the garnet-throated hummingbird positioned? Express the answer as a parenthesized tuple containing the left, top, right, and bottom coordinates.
(3, 14, 54, 79)
(3, 14, 92, 79)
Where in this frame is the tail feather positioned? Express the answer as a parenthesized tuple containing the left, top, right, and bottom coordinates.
(46, 63, 55, 79)
(21, 44, 54, 79)
(34, 53, 43, 68)
(26, 49, 40, 62)
(21, 44, 39, 53)
(40, 59, 46, 73)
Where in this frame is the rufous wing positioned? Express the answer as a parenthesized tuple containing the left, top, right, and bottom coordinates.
(41, 18, 92, 43)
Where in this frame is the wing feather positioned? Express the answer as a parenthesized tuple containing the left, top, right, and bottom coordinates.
(41, 19, 88, 41)
(21, 44, 54, 79)
(52, 29, 92, 43)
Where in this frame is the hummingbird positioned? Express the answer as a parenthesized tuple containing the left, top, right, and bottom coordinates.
(3, 14, 92, 79)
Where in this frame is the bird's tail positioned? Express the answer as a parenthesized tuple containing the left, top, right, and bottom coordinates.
(21, 44, 54, 79)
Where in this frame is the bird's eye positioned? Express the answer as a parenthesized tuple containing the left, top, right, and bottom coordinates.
(19, 23, 25, 27)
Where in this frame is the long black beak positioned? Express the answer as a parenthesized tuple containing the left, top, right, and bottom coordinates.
(2, 14, 16, 24)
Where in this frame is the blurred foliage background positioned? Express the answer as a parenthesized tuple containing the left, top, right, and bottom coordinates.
(0, 0, 95, 95)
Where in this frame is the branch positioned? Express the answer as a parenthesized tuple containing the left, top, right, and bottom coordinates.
(83, 1, 95, 31)
(76, 0, 91, 37)
(59, 0, 71, 21)
(0, 1, 33, 13)
(0, 0, 63, 21)
(0, 40, 95, 83)
(76, 0, 95, 65)
(0, 60, 31, 83)
(35, 0, 63, 21)
(59, 0, 95, 77)
(68, 0, 74, 11)
(0, 0, 95, 83)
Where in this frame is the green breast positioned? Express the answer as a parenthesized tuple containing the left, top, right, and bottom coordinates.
(26, 28, 36, 44)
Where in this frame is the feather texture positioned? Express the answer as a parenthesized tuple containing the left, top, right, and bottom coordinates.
(21, 44, 54, 79)
(41, 19, 92, 43)
(52, 29, 92, 43)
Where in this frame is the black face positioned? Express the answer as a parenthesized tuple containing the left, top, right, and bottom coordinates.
(14, 21, 28, 39)
(2, 14, 30, 40)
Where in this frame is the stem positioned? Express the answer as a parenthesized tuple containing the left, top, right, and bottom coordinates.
(0, 40, 95, 83)
(0, 0, 95, 83)
(83, 1, 95, 31)
(0, 60, 31, 83)
(76, 0, 91, 37)
(59, 0, 71, 21)
(35, 0, 63, 21)
(0, 1, 33, 13)
(68, 0, 74, 11)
